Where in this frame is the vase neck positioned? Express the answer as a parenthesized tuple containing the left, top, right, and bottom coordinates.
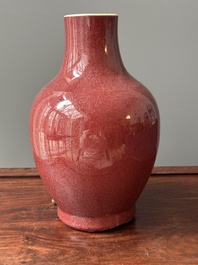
(60, 15, 126, 77)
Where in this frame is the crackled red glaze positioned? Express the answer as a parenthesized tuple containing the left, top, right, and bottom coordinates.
(30, 14, 160, 232)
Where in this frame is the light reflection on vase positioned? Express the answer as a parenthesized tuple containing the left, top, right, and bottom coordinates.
(32, 91, 157, 166)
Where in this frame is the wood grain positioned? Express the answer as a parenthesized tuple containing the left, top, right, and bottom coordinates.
(151, 166, 198, 175)
(0, 174, 197, 264)
(0, 168, 39, 177)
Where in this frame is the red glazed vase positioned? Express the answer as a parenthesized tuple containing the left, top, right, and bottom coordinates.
(30, 14, 160, 232)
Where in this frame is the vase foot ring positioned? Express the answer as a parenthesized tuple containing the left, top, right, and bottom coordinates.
(57, 207, 135, 232)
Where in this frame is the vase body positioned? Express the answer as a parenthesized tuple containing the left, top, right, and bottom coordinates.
(29, 14, 160, 232)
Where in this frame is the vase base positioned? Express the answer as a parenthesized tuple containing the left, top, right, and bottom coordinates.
(57, 207, 135, 232)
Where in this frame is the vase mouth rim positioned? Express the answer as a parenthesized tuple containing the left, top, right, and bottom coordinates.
(64, 13, 118, 18)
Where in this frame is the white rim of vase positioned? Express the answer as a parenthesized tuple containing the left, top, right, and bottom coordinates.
(64, 13, 118, 17)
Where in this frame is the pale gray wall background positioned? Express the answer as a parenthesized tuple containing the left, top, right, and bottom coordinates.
(0, 0, 198, 167)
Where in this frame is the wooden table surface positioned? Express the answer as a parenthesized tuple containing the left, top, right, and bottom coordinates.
(0, 167, 198, 265)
